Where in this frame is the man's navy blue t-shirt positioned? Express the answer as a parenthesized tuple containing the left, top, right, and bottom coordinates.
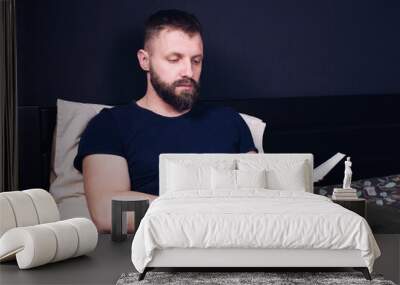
(73, 101, 258, 195)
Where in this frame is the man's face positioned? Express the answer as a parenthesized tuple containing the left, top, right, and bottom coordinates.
(147, 29, 203, 111)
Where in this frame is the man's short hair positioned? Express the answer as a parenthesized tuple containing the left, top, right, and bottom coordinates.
(144, 9, 203, 49)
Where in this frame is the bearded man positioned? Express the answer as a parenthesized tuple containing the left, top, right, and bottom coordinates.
(74, 9, 257, 232)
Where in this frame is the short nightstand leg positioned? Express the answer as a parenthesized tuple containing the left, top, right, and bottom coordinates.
(354, 267, 371, 280)
(112, 201, 123, 241)
(138, 268, 148, 281)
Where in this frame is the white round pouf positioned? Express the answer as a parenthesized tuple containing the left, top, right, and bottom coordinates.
(0, 226, 57, 269)
(24, 189, 60, 223)
(0, 189, 98, 269)
(0, 196, 17, 237)
(42, 221, 79, 262)
(1, 191, 39, 227)
(64, 218, 98, 257)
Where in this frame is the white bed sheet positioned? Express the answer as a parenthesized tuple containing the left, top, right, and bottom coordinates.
(131, 190, 380, 273)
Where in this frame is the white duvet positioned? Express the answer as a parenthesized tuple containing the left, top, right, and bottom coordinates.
(131, 190, 380, 273)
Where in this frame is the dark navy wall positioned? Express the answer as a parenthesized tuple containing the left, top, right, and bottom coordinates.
(16, 0, 400, 107)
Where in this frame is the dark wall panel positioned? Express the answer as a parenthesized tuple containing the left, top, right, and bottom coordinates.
(16, 0, 400, 107)
(18, 107, 41, 189)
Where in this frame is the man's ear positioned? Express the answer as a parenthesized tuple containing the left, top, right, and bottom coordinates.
(137, 49, 150, 71)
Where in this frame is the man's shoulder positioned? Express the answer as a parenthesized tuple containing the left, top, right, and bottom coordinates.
(84, 104, 137, 133)
(196, 102, 237, 117)
(95, 102, 138, 120)
(108, 102, 136, 115)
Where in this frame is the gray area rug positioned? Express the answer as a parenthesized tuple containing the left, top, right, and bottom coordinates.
(116, 271, 396, 285)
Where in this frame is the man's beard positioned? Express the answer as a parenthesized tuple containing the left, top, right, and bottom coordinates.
(149, 68, 200, 112)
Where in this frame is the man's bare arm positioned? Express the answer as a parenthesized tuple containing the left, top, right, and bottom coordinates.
(82, 154, 157, 233)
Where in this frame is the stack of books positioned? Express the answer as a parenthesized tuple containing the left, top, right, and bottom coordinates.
(332, 188, 358, 200)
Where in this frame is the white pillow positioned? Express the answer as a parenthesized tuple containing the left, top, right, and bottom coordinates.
(237, 169, 268, 189)
(237, 158, 309, 191)
(49, 99, 110, 210)
(211, 168, 268, 190)
(166, 159, 235, 191)
(211, 168, 236, 190)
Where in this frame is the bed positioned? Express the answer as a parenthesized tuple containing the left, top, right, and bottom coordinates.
(131, 153, 381, 280)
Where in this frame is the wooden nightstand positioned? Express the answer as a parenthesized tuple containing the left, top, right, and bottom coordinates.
(331, 198, 366, 218)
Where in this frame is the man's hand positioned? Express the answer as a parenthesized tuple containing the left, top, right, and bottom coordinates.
(82, 154, 157, 233)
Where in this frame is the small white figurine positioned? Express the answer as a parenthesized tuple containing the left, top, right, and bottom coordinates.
(342, 157, 353, 189)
